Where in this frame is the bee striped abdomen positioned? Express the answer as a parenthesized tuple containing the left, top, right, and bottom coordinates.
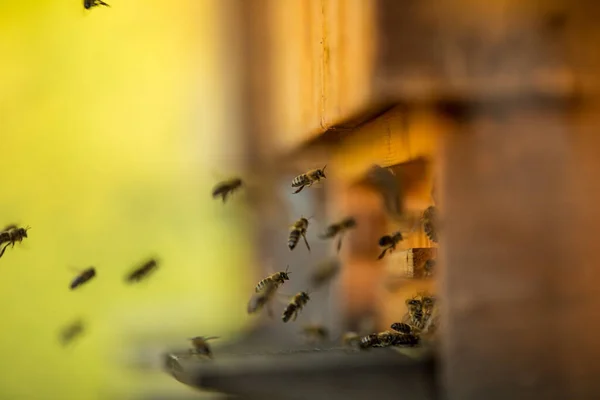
(391, 333, 420, 347)
(255, 278, 272, 293)
(282, 292, 310, 323)
(288, 229, 300, 250)
(390, 322, 413, 334)
(292, 174, 309, 188)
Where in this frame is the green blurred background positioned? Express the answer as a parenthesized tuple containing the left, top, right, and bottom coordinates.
(0, 1, 250, 399)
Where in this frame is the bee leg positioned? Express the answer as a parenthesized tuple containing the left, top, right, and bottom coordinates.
(302, 234, 311, 252)
(377, 248, 388, 260)
(293, 185, 305, 194)
(97, 0, 110, 6)
(0, 243, 10, 258)
(336, 237, 343, 253)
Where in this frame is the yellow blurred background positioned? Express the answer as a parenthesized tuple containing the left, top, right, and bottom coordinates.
(0, 1, 250, 398)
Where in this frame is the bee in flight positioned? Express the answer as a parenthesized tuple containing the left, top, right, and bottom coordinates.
(188, 336, 219, 359)
(291, 166, 327, 194)
(319, 217, 356, 252)
(422, 206, 438, 243)
(125, 258, 159, 284)
(84, 0, 110, 9)
(212, 178, 243, 203)
(69, 267, 96, 290)
(0, 224, 30, 258)
(309, 258, 341, 289)
(60, 319, 85, 346)
(289, 217, 311, 251)
(377, 231, 403, 260)
(247, 280, 280, 316)
(301, 324, 329, 343)
(255, 266, 291, 292)
(282, 291, 311, 323)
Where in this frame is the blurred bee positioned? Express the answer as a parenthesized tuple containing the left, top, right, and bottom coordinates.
(405, 296, 426, 329)
(422, 206, 438, 243)
(424, 259, 436, 277)
(319, 217, 357, 252)
(360, 331, 419, 349)
(291, 166, 327, 194)
(0, 224, 30, 258)
(341, 331, 361, 348)
(247, 280, 279, 316)
(390, 322, 420, 335)
(301, 324, 329, 343)
(288, 217, 311, 251)
(125, 258, 158, 283)
(188, 336, 219, 359)
(212, 178, 243, 203)
(70, 267, 96, 290)
(255, 266, 291, 292)
(309, 258, 341, 289)
(377, 231, 403, 260)
(282, 291, 311, 323)
(84, 0, 110, 9)
(60, 319, 85, 346)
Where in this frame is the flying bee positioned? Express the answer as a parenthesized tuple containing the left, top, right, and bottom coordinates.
(309, 258, 341, 289)
(319, 217, 357, 252)
(60, 319, 85, 346)
(422, 206, 438, 243)
(282, 291, 311, 323)
(291, 166, 327, 194)
(188, 336, 219, 359)
(255, 266, 291, 293)
(301, 324, 330, 343)
(390, 322, 420, 335)
(247, 280, 280, 316)
(125, 258, 159, 283)
(377, 231, 403, 260)
(288, 217, 311, 251)
(69, 267, 96, 290)
(0, 224, 30, 258)
(212, 178, 243, 203)
(424, 259, 436, 277)
(84, 0, 110, 9)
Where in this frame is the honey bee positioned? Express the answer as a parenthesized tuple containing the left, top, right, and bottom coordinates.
(212, 178, 243, 203)
(188, 336, 219, 359)
(69, 267, 96, 290)
(301, 324, 329, 343)
(247, 280, 280, 316)
(0, 224, 30, 258)
(84, 0, 110, 9)
(422, 206, 438, 243)
(288, 217, 311, 251)
(360, 331, 419, 349)
(377, 231, 403, 260)
(390, 322, 420, 335)
(125, 258, 158, 283)
(319, 217, 357, 252)
(341, 331, 361, 348)
(309, 258, 341, 289)
(60, 319, 85, 346)
(255, 266, 291, 293)
(282, 291, 311, 323)
(405, 296, 426, 329)
(291, 166, 327, 194)
(424, 259, 436, 277)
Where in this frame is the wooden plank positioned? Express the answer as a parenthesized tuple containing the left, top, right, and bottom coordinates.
(439, 98, 599, 399)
